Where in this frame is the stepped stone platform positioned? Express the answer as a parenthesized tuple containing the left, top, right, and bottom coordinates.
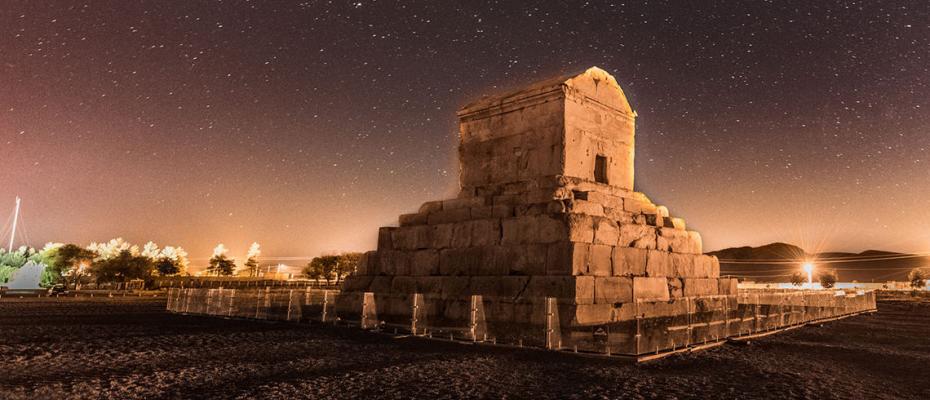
(337, 67, 737, 334)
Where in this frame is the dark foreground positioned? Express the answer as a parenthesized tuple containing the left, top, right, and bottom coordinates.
(1, 298, 928, 399)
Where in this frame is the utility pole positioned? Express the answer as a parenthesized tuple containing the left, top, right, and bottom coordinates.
(8, 197, 21, 251)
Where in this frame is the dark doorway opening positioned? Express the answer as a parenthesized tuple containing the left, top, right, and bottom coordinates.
(594, 155, 608, 184)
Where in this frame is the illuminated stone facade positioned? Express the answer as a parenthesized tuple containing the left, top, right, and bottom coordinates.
(338, 67, 736, 326)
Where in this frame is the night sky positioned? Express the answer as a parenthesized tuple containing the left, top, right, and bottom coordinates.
(2, 1, 928, 269)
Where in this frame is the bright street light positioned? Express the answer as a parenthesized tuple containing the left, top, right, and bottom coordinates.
(802, 262, 815, 289)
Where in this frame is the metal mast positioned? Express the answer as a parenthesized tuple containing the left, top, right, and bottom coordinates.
(8, 196, 20, 251)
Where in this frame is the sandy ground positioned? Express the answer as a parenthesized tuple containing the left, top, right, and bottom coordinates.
(0, 297, 928, 400)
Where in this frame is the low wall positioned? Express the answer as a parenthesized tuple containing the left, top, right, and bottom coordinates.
(166, 287, 876, 357)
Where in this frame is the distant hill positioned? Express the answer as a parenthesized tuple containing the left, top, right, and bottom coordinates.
(708, 243, 928, 283)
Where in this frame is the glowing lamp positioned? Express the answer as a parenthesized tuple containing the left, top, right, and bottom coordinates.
(802, 262, 815, 289)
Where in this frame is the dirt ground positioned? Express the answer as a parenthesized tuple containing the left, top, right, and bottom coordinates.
(1, 297, 927, 400)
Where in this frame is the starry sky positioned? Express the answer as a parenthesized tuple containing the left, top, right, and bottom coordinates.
(1, 1, 928, 269)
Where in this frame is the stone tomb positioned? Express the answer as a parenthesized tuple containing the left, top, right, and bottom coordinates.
(338, 67, 736, 337)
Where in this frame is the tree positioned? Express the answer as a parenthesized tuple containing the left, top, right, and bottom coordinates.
(208, 255, 236, 276)
(154, 246, 189, 276)
(302, 253, 363, 285)
(155, 258, 181, 276)
(304, 255, 339, 284)
(818, 270, 838, 289)
(51, 244, 97, 288)
(244, 242, 261, 277)
(302, 261, 323, 281)
(789, 271, 805, 287)
(90, 250, 154, 283)
(909, 268, 927, 289)
(207, 244, 236, 276)
(335, 252, 363, 284)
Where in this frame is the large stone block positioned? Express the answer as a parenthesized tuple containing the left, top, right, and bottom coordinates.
(612, 246, 647, 276)
(587, 244, 613, 276)
(683, 278, 718, 297)
(709, 256, 720, 277)
(635, 298, 689, 319)
(468, 276, 501, 297)
(645, 250, 673, 277)
(633, 277, 670, 301)
(440, 276, 471, 298)
(378, 227, 395, 250)
(416, 277, 443, 294)
(499, 276, 531, 298)
(418, 200, 443, 214)
(669, 253, 695, 277)
(392, 225, 431, 250)
(619, 223, 657, 249)
(356, 251, 375, 276)
(568, 200, 605, 216)
(659, 228, 698, 254)
(567, 214, 595, 243)
(575, 276, 595, 304)
(451, 222, 473, 248)
(502, 215, 566, 244)
(471, 204, 513, 219)
(430, 224, 454, 249)
(427, 207, 471, 225)
(369, 276, 393, 293)
(593, 217, 619, 245)
(377, 251, 411, 276)
(342, 275, 374, 292)
(574, 303, 613, 325)
(410, 250, 439, 276)
(688, 231, 703, 254)
(623, 198, 657, 214)
(443, 196, 486, 210)
(391, 276, 417, 293)
(399, 212, 428, 226)
(545, 241, 574, 275)
(594, 277, 632, 304)
(585, 191, 624, 210)
(691, 255, 713, 278)
(471, 219, 502, 247)
(521, 276, 576, 301)
(496, 244, 548, 276)
(570, 243, 589, 275)
(439, 247, 486, 276)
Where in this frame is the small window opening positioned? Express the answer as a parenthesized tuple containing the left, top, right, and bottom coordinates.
(594, 155, 608, 184)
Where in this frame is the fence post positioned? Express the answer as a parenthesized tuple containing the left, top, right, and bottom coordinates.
(262, 286, 271, 319)
(469, 295, 486, 342)
(206, 289, 214, 315)
(255, 288, 263, 319)
(361, 292, 378, 329)
(228, 289, 236, 317)
(286, 289, 295, 322)
(322, 290, 332, 322)
(184, 289, 192, 313)
(724, 295, 730, 338)
(685, 297, 694, 346)
(411, 293, 421, 335)
(545, 297, 561, 350)
(634, 300, 641, 355)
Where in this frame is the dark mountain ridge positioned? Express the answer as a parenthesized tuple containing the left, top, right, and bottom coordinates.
(708, 243, 926, 283)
